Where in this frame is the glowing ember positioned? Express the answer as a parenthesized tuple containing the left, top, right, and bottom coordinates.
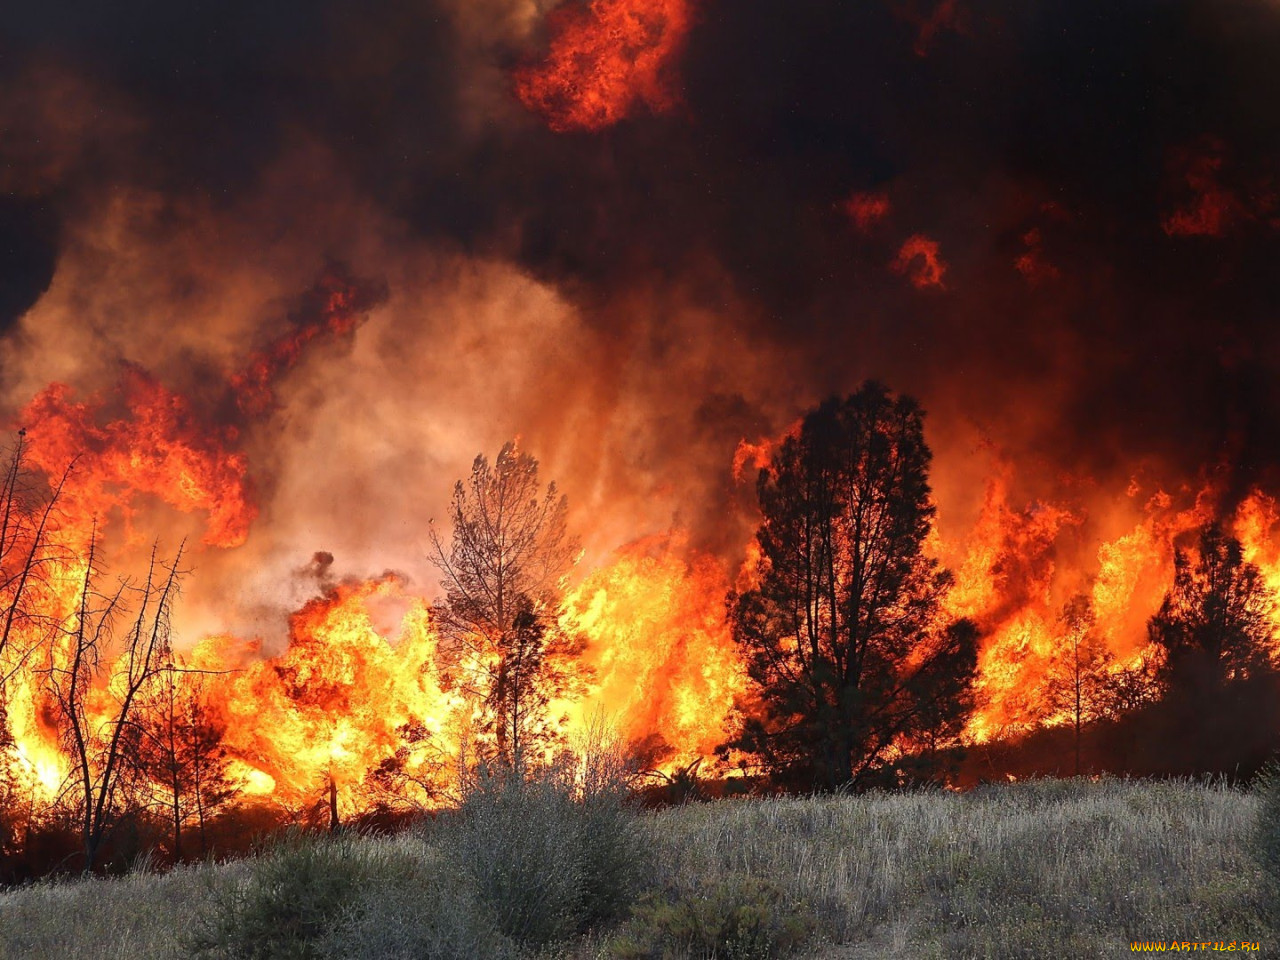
(1014, 228, 1060, 285)
(1162, 139, 1244, 238)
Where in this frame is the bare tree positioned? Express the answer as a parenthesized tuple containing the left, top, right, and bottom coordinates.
(0, 432, 74, 682)
(428, 441, 582, 771)
(0, 434, 76, 861)
(45, 531, 187, 871)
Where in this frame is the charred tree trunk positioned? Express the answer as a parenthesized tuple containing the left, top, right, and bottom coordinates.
(328, 774, 339, 834)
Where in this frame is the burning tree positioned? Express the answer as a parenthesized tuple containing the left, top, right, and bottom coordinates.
(1044, 595, 1114, 775)
(1150, 525, 1278, 687)
(0, 433, 71, 846)
(727, 385, 978, 790)
(1143, 524, 1280, 774)
(429, 442, 583, 773)
(44, 533, 187, 871)
(123, 661, 239, 860)
(0, 432, 72, 688)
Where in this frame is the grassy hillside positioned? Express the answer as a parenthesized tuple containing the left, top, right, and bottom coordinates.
(0, 778, 1274, 959)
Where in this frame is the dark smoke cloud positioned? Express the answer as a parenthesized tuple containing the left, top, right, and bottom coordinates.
(0, 198, 58, 334)
(3, 0, 1280, 526)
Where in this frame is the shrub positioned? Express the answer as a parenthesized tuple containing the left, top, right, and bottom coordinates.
(185, 832, 419, 959)
(433, 762, 649, 947)
(609, 874, 815, 960)
(1255, 761, 1280, 917)
(314, 841, 517, 960)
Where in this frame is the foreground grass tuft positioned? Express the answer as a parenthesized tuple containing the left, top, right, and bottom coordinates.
(185, 832, 513, 960)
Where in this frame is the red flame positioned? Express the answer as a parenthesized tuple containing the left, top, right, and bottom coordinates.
(892, 234, 948, 290)
(515, 0, 693, 132)
(231, 269, 383, 418)
(1162, 140, 1246, 238)
(20, 368, 254, 548)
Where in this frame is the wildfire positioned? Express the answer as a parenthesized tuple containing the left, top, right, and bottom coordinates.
(557, 533, 745, 770)
(14, 267, 384, 553)
(946, 473, 1280, 742)
(20, 369, 254, 550)
(194, 533, 747, 811)
(205, 576, 462, 813)
(515, 0, 693, 132)
(6, 340, 1280, 816)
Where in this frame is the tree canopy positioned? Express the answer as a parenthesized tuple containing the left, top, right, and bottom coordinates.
(1142, 524, 1280, 774)
(726, 384, 977, 790)
(1149, 524, 1278, 690)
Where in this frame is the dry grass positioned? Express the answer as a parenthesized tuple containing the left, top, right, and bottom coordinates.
(641, 778, 1273, 958)
(0, 860, 244, 959)
(0, 778, 1272, 959)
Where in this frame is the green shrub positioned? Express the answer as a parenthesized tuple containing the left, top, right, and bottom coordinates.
(185, 832, 419, 959)
(609, 874, 815, 960)
(1255, 761, 1280, 917)
(314, 842, 517, 960)
(577, 777, 650, 924)
(433, 766, 649, 947)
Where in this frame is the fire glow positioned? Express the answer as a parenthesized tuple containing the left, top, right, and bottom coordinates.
(1, 0, 1278, 852)
(5, 321, 1280, 818)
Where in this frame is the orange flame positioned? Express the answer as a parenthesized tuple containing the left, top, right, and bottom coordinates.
(558, 533, 745, 770)
(204, 576, 462, 811)
(20, 368, 254, 548)
(8, 358, 1280, 815)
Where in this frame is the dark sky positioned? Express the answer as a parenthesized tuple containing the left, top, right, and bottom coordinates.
(2, 0, 1279, 508)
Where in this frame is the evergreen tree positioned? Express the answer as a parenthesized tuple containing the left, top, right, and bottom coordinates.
(727, 384, 977, 789)
(1045, 595, 1113, 775)
(1144, 524, 1280, 774)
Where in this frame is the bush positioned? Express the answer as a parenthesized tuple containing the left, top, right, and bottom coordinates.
(609, 874, 815, 960)
(314, 842, 517, 960)
(187, 831, 517, 960)
(185, 832, 421, 959)
(432, 762, 649, 947)
(1255, 761, 1280, 917)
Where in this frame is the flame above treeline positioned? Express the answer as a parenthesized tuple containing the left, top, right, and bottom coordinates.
(3, 276, 1280, 817)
